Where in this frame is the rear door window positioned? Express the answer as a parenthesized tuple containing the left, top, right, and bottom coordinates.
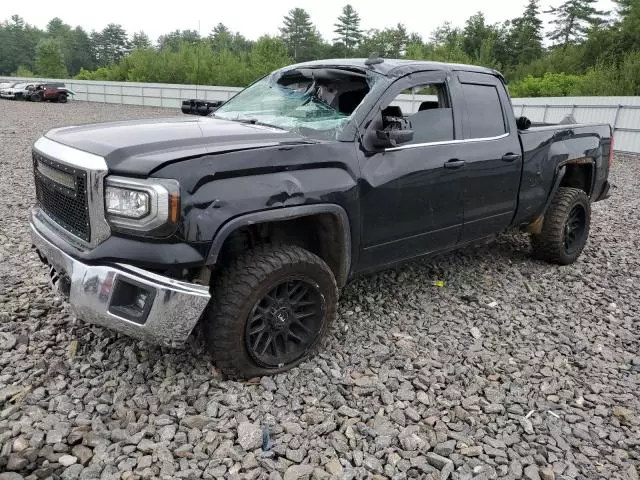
(460, 83, 506, 139)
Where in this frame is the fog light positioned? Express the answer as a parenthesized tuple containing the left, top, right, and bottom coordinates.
(135, 291, 149, 310)
(108, 276, 156, 324)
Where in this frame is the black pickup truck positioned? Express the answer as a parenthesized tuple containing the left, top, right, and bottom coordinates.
(30, 59, 612, 377)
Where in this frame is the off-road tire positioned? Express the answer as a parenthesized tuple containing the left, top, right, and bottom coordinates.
(30, 93, 42, 102)
(531, 187, 591, 265)
(205, 244, 338, 378)
(57, 93, 68, 103)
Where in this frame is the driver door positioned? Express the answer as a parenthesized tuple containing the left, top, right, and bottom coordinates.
(357, 71, 465, 269)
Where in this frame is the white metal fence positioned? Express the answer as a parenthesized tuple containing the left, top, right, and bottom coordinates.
(2, 76, 639, 153)
(511, 97, 640, 154)
(1, 77, 243, 107)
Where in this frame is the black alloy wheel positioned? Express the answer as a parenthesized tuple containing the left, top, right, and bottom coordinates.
(205, 244, 338, 378)
(245, 277, 324, 367)
(531, 186, 591, 265)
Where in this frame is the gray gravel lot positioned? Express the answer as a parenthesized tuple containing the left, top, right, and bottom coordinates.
(0, 100, 639, 480)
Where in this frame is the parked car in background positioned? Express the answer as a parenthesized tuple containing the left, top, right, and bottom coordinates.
(26, 83, 75, 103)
(0, 81, 19, 90)
(0, 82, 36, 100)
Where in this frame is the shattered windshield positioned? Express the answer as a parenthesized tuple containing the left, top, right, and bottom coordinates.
(213, 67, 380, 140)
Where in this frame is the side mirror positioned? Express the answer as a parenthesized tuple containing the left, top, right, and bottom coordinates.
(181, 99, 225, 116)
(516, 116, 531, 130)
(376, 128, 414, 148)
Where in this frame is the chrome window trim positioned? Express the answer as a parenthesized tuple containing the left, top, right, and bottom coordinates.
(33, 136, 111, 247)
(385, 132, 510, 152)
(105, 176, 178, 232)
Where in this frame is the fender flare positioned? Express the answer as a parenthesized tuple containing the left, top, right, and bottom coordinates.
(543, 156, 597, 216)
(206, 204, 352, 285)
(542, 165, 567, 216)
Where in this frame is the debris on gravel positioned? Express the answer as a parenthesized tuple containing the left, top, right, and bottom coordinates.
(0, 101, 639, 479)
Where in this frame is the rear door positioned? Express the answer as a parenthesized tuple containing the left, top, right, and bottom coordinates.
(453, 72, 522, 242)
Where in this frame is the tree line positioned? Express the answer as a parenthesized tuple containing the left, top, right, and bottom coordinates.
(1, 1, 640, 97)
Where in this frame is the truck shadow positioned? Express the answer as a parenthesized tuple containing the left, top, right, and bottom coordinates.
(66, 231, 539, 373)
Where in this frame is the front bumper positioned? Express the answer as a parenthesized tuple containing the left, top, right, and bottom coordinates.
(30, 216, 211, 347)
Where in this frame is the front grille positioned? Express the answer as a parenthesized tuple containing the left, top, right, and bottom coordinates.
(33, 152, 91, 242)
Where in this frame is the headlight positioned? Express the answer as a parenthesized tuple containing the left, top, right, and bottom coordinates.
(105, 187, 150, 219)
(104, 177, 180, 234)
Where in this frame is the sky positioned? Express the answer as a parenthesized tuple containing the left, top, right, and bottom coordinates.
(5, 0, 616, 43)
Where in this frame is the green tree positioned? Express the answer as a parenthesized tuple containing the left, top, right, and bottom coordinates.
(13, 65, 35, 77)
(431, 22, 463, 49)
(545, 0, 609, 46)
(0, 15, 43, 75)
(462, 12, 490, 58)
(158, 29, 200, 51)
(358, 24, 409, 57)
(93, 24, 130, 66)
(390, 24, 408, 57)
(131, 31, 152, 50)
(47, 17, 70, 37)
(333, 4, 363, 53)
(428, 22, 470, 63)
(279, 8, 321, 61)
(35, 38, 68, 77)
(66, 27, 95, 75)
(248, 35, 291, 80)
(209, 23, 232, 52)
(608, 0, 640, 55)
(508, 0, 543, 66)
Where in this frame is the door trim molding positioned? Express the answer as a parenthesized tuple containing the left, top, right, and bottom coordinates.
(385, 132, 510, 152)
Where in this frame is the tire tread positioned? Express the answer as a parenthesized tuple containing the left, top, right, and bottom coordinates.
(531, 187, 591, 265)
(206, 244, 337, 378)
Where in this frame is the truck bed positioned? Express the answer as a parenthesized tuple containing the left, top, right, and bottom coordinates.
(514, 122, 613, 225)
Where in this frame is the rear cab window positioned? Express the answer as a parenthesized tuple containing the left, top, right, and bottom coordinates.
(457, 72, 509, 140)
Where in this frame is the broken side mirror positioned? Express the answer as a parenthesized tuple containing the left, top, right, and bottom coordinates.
(375, 128, 414, 148)
(181, 99, 225, 116)
(363, 113, 414, 151)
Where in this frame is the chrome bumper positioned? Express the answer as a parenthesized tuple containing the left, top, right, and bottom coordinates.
(30, 217, 211, 347)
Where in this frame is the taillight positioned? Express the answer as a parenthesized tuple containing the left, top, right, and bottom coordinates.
(608, 136, 614, 169)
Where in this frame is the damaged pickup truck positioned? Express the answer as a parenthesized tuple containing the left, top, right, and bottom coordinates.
(30, 58, 613, 377)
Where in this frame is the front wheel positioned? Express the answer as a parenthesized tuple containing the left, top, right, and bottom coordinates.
(205, 245, 338, 378)
(57, 93, 68, 103)
(531, 187, 591, 265)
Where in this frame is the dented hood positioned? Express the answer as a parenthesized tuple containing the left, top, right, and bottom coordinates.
(44, 116, 308, 176)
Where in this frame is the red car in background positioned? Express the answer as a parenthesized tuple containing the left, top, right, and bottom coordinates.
(27, 83, 75, 103)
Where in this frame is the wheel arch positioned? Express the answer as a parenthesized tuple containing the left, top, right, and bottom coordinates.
(206, 204, 352, 286)
(543, 157, 595, 215)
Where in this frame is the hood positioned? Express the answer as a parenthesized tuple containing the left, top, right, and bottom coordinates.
(44, 116, 309, 176)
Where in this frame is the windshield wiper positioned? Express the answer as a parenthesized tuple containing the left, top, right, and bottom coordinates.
(231, 118, 287, 131)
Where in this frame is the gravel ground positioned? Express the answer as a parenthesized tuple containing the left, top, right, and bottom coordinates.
(0, 100, 639, 480)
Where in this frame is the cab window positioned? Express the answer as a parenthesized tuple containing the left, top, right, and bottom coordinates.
(382, 83, 454, 145)
(460, 83, 506, 139)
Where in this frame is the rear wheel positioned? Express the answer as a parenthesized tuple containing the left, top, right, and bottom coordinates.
(205, 244, 338, 378)
(30, 93, 42, 102)
(531, 187, 591, 265)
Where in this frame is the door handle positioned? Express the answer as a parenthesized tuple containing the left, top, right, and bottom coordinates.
(502, 153, 521, 162)
(444, 159, 466, 169)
